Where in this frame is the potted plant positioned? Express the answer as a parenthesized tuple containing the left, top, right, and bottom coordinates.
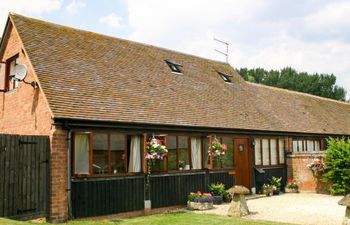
(262, 184, 273, 196)
(270, 176, 282, 195)
(208, 183, 225, 204)
(187, 191, 214, 210)
(285, 178, 299, 193)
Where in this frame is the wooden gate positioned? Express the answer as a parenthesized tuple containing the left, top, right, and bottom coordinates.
(0, 134, 50, 219)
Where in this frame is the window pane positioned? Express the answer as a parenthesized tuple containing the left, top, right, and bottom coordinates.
(93, 133, 109, 174)
(178, 136, 190, 170)
(298, 140, 303, 151)
(262, 139, 270, 166)
(74, 134, 90, 175)
(270, 139, 277, 165)
(315, 140, 320, 151)
(167, 136, 177, 170)
(222, 137, 234, 168)
(307, 140, 314, 152)
(279, 139, 285, 164)
(292, 140, 298, 152)
(254, 138, 261, 165)
(110, 134, 126, 173)
(191, 137, 202, 169)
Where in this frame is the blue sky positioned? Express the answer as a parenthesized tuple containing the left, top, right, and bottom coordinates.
(1, 0, 349, 99)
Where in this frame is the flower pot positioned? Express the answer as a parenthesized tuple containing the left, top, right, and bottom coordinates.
(273, 189, 280, 195)
(213, 195, 223, 205)
(285, 188, 299, 193)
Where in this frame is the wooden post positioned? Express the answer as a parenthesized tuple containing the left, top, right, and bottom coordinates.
(209, 136, 213, 170)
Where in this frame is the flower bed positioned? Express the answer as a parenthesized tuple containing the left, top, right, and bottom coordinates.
(187, 192, 214, 210)
(285, 178, 299, 193)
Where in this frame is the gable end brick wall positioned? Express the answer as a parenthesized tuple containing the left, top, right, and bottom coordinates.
(0, 22, 68, 222)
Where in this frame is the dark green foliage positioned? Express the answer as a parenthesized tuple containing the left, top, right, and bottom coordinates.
(237, 67, 347, 101)
(323, 138, 350, 195)
(208, 182, 226, 196)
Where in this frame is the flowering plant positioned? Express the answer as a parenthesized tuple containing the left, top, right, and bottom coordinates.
(208, 138, 227, 168)
(286, 178, 299, 190)
(187, 191, 214, 203)
(307, 158, 326, 175)
(209, 138, 227, 157)
(145, 138, 168, 160)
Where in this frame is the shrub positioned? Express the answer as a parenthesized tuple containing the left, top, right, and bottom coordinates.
(208, 183, 226, 196)
(270, 176, 282, 190)
(323, 138, 350, 195)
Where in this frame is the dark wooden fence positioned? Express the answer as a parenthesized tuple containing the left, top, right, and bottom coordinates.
(71, 176, 145, 218)
(254, 166, 287, 193)
(71, 170, 235, 217)
(0, 134, 50, 219)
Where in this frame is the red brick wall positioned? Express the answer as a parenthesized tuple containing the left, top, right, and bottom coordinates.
(50, 127, 68, 223)
(0, 23, 53, 135)
(1, 22, 68, 222)
(286, 153, 328, 193)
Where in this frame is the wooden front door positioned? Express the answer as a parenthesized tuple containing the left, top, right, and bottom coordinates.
(234, 138, 252, 190)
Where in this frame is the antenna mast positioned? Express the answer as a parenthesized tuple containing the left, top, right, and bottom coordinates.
(214, 38, 229, 63)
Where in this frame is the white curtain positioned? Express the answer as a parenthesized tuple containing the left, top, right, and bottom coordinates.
(128, 136, 141, 173)
(74, 134, 90, 175)
(191, 137, 202, 169)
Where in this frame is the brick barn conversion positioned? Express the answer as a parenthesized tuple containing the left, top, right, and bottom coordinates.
(0, 13, 349, 223)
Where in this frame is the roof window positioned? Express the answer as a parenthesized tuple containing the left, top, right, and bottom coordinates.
(165, 60, 182, 74)
(217, 71, 232, 83)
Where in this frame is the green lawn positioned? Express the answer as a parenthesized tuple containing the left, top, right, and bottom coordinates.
(0, 212, 292, 225)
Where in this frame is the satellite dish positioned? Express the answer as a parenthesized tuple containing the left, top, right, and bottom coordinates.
(14, 64, 27, 81)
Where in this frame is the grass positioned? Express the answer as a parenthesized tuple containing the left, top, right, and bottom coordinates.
(0, 212, 293, 225)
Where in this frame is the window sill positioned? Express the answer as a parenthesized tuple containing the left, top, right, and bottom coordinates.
(254, 165, 286, 169)
(72, 172, 144, 179)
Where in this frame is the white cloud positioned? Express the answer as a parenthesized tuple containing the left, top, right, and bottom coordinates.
(0, 0, 62, 33)
(125, 0, 350, 98)
(65, 0, 86, 14)
(99, 13, 122, 29)
(305, 1, 350, 31)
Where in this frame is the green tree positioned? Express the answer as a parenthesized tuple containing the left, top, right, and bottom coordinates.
(323, 138, 350, 195)
(237, 67, 347, 101)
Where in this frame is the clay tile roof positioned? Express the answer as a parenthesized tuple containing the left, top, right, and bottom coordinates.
(7, 13, 350, 135)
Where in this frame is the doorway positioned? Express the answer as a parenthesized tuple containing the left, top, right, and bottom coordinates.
(233, 138, 252, 190)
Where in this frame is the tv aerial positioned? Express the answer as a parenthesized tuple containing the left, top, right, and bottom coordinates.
(214, 38, 229, 63)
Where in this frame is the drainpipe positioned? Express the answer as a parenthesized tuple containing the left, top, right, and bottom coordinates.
(63, 122, 73, 219)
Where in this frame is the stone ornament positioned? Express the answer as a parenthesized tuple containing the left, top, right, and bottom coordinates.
(338, 194, 350, 225)
(227, 185, 250, 217)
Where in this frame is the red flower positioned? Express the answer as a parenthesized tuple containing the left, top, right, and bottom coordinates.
(288, 178, 292, 183)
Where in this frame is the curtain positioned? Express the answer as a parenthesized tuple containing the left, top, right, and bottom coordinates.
(191, 137, 202, 169)
(128, 136, 141, 173)
(74, 134, 90, 174)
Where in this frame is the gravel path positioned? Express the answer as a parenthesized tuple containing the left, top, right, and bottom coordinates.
(193, 193, 345, 225)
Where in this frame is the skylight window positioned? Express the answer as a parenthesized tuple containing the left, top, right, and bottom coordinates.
(217, 71, 232, 83)
(165, 60, 182, 74)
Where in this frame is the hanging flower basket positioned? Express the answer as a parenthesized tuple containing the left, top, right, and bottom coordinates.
(307, 158, 326, 176)
(208, 138, 227, 168)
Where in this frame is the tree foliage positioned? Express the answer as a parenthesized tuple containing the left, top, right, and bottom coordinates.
(323, 138, 350, 195)
(237, 67, 347, 101)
